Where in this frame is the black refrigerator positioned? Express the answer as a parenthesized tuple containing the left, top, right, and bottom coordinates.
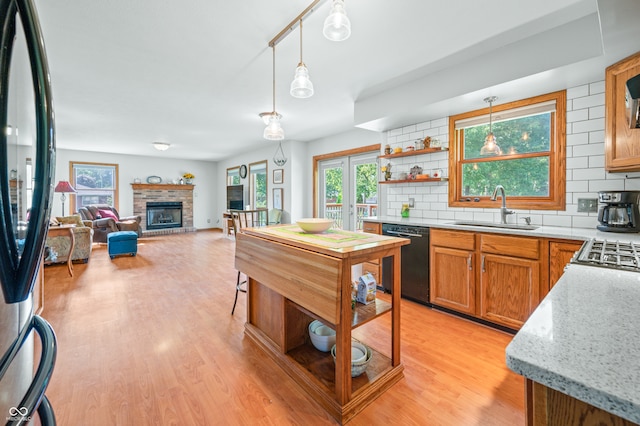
(0, 0, 57, 424)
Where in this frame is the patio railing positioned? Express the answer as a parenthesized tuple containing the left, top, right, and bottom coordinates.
(324, 203, 377, 230)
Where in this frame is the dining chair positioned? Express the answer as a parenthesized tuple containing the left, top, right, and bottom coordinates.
(230, 209, 268, 315)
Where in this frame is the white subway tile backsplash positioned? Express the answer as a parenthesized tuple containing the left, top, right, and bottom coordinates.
(573, 167, 605, 181)
(566, 132, 589, 146)
(566, 156, 589, 169)
(402, 124, 416, 134)
(589, 130, 605, 144)
(589, 155, 605, 168)
(567, 109, 589, 123)
(567, 84, 589, 99)
(589, 81, 605, 95)
(380, 80, 619, 231)
(572, 93, 605, 110)
(542, 215, 572, 227)
(589, 105, 605, 119)
(572, 143, 605, 157)
(572, 117, 604, 133)
(589, 179, 625, 192)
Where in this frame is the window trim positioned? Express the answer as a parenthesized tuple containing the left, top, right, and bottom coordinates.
(69, 161, 119, 213)
(448, 90, 566, 210)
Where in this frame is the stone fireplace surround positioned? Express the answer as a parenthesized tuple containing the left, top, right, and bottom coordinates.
(132, 184, 196, 235)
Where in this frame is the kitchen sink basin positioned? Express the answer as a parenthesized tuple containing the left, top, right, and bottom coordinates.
(450, 220, 539, 230)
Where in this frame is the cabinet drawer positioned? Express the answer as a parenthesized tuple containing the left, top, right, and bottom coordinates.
(363, 221, 381, 234)
(431, 229, 475, 250)
(481, 234, 539, 260)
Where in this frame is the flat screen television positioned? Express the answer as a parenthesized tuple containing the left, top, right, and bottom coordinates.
(227, 185, 244, 210)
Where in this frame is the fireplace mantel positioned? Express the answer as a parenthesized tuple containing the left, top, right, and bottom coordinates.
(131, 183, 194, 191)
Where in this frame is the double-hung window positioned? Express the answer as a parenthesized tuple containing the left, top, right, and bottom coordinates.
(448, 91, 566, 210)
(70, 161, 119, 212)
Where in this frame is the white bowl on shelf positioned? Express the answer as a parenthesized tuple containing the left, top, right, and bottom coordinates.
(308, 320, 336, 352)
(330, 341, 373, 377)
(296, 218, 333, 233)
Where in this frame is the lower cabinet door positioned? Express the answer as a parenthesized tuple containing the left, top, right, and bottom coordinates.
(479, 253, 540, 330)
(430, 246, 475, 315)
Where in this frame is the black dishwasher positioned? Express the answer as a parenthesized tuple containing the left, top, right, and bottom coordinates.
(381, 224, 430, 306)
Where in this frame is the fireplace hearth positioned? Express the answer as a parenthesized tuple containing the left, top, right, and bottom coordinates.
(146, 202, 183, 230)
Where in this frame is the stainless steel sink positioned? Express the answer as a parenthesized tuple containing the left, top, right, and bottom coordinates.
(450, 220, 539, 230)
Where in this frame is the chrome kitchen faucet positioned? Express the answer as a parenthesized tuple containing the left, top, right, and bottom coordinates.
(491, 185, 515, 224)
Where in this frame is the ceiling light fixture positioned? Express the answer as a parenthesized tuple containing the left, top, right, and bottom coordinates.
(273, 142, 287, 166)
(263, 45, 284, 141)
(480, 96, 502, 156)
(153, 142, 171, 151)
(323, 0, 351, 41)
(290, 19, 314, 98)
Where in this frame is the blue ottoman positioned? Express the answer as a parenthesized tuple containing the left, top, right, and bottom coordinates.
(107, 231, 138, 259)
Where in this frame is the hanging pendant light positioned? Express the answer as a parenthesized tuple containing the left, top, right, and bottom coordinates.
(480, 96, 502, 156)
(263, 45, 284, 141)
(273, 142, 287, 166)
(323, 0, 351, 41)
(290, 19, 314, 98)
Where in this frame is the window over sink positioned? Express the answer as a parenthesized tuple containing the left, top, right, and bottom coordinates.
(448, 91, 566, 210)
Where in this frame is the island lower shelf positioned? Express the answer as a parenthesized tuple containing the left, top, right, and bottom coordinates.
(244, 285, 404, 423)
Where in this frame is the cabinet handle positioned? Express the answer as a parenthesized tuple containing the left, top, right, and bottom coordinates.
(481, 255, 486, 272)
(467, 254, 472, 271)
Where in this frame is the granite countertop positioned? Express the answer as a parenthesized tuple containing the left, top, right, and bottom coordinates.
(365, 215, 640, 243)
(505, 264, 640, 423)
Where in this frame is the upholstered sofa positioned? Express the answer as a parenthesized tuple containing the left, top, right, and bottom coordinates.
(78, 204, 142, 243)
(45, 215, 94, 264)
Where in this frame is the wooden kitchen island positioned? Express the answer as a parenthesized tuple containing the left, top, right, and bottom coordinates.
(235, 225, 409, 423)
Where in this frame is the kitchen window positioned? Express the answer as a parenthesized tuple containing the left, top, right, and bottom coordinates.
(448, 91, 566, 210)
(69, 161, 119, 212)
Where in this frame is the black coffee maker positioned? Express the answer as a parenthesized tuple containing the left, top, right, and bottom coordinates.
(597, 191, 640, 232)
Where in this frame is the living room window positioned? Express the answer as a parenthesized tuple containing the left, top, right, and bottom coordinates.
(69, 161, 119, 213)
(448, 91, 566, 210)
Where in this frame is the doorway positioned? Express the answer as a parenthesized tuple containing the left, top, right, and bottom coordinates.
(317, 152, 378, 231)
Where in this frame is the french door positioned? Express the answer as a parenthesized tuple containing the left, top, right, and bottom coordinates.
(318, 152, 378, 231)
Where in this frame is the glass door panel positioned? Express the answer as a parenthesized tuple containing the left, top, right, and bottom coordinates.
(319, 153, 378, 231)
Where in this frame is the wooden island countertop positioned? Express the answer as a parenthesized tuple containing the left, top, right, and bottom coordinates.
(235, 225, 409, 423)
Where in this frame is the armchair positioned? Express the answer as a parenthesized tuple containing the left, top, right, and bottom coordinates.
(78, 204, 142, 243)
(46, 215, 94, 263)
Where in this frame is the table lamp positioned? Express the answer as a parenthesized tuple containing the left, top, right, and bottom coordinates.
(54, 181, 76, 216)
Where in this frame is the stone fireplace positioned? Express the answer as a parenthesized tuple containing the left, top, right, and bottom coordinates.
(132, 183, 195, 235)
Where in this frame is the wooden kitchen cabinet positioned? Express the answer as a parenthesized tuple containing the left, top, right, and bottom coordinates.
(549, 240, 583, 289)
(605, 50, 640, 172)
(430, 229, 543, 330)
(479, 234, 541, 330)
(430, 229, 476, 314)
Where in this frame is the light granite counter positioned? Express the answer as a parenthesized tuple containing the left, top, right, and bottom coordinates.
(505, 264, 640, 424)
(365, 215, 640, 243)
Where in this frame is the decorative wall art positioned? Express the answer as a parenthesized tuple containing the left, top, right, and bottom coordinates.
(273, 188, 283, 210)
(273, 169, 284, 184)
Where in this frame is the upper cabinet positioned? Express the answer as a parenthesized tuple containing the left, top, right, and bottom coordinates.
(605, 51, 640, 172)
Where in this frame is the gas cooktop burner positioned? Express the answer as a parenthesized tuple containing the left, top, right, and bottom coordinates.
(573, 239, 640, 272)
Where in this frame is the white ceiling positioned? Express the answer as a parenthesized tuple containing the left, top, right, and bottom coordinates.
(30, 0, 640, 161)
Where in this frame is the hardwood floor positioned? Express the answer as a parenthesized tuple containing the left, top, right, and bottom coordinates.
(41, 230, 524, 425)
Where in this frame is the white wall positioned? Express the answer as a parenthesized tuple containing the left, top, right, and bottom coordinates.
(52, 149, 218, 229)
(216, 141, 297, 226)
(381, 79, 640, 229)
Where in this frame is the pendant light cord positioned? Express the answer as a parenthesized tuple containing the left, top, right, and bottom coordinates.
(488, 99, 492, 133)
(299, 19, 303, 65)
(272, 45, 276, 113)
